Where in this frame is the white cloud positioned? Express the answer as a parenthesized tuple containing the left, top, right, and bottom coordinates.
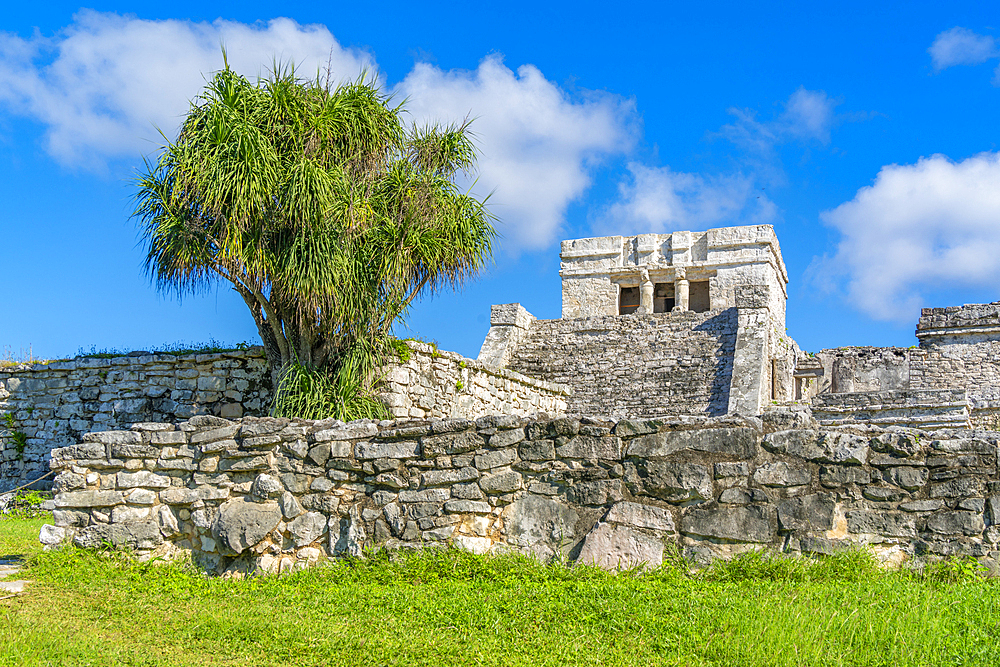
(0, 13, 637, 251)
(597, 163, 776, 235)
(396, 56, 637, 250)
(818, 153, 1000, 321)
(929, 27, 998, 71)
(0, 11, 373, 167)
(721, 87, 838, 154)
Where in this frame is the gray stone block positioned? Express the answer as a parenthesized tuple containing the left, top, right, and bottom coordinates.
(753, 461, 811, 488)
(777, 494, 835, 532)
(577, 523, 665, 570)
(626, 427, 758, 459)
(681, 505, 773, 543)
(212, 498, 282, 555)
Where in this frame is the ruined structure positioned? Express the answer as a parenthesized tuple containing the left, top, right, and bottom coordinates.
(8, 223, 1000, 571)
(478, 225, 797, 419)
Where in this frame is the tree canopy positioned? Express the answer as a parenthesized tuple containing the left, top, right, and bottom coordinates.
(134, 62, 496, 420)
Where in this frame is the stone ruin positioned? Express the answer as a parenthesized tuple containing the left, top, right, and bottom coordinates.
(4, 223, 1000, 571)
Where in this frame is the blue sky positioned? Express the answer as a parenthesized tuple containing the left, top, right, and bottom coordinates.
(2, 2, 1000, 360)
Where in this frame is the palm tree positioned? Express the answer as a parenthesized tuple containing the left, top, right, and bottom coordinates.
(134, 62, 496, 420)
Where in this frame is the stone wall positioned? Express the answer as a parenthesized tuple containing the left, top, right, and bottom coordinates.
(41, 412, 1000, 572)
(810, 390, 970, 430)
(378, 341, 569, 421)
(504, 309, 738, 418)
(0, 350, 272, 492)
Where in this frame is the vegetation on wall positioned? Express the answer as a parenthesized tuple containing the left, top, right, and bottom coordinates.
(134, 57, 496, 421)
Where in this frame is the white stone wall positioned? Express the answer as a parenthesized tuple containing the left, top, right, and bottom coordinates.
(0, 349, 272, 492)
(379, 341, 570, 421)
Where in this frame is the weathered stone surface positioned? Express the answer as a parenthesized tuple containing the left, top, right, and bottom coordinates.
(279, 491, 303, 519)
(156, 504, 181, 537)
(764, 430, 868, 465)
(489, 428, 526, 448)
(480, 470, 522, 493)
(314, 422, 378, 442)
(211, 498, 282, 555)
(925, 511, 985, 536)
(38, 524, 65, 546)
(930, 477, 984, 498)
(519, 440, 555, 461)
(73, 520, 163, 550)
(681, 506, 773, 543)
(83, 430, 142, 446)
(714, 462, 750, 478)
(190, 425, 240, 444)
(444, 499, 492, 514)
(289, 511, 328, 547)
(329, 506, 365, 557)
(753, 461, 811, 488)
(54, 490, 124, 508)
(565, 479, 622, 506)
(819, 466, 871, 487)
(776, 494, 835, 532)
(421, 431, 485, 457)
(718, 487, 769, 505)
(884, 467, 928, 490)
(604, 501, 675, 532)
(474, 449, 517, 470)
(846, 511, 915, 538)
(627, 461, 712, 503)
(577, 523, 664, 570)
(117, 471, 171, 489)
(399, 488, 451, 503)
(355, 440, 420, 460)
(555, 435, 622, 460)
(251, 473, 283, 499)
(899, 499, 944, 512)
(502, 494, 578, 548)
(626, 428, 758, 459)
(421, 467, 479, 487)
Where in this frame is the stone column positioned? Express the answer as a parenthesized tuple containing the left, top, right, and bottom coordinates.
(673, 268, 689, 312)
(638, 269, 654, 315)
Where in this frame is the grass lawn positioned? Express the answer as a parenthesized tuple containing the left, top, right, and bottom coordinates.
(1, 515, 998, 667)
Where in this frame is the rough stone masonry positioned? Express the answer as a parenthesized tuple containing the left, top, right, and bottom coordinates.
(40, 411, 1000, 573)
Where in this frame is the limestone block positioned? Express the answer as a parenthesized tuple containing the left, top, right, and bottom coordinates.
(501, 494, 578, 548)
(289, 512, 328, 547)
(355, 440, 420, 460)
(603, 502, 675, 532)
(479, 470, 522, 494)
(555, 435, 622, 460)
(764, 430, 868, 465)
(753, 461, 811, 488)
(626, 428, 759, 459)
(117, 471, 171, 489)
(212, 498, 282, 555)
(925, 511, 985, 536)
(421, 467, 479, 487)
(776, 494, 835, 532)
(73, 521, 164, 550)
(474, 449, 517, 470)
(577, 523, 664, 570)
(846, 511, 915, 538)
(54, 490, 125, 508)
(626, 461, 712, 503)
(681, 505, 774, 543)
(38, 524, 65, 546)
(251, 473, 283, 499)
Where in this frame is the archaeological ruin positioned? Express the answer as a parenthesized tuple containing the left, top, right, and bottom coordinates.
(3, 223, 1000, 572)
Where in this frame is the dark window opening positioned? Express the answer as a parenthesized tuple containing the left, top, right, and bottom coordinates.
(619, 286, 639, 315)
(653, 282, 674, 313)
(689, 280, 711, 312)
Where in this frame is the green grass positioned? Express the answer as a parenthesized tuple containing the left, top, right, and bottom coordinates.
(1, 516, 999, 666)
